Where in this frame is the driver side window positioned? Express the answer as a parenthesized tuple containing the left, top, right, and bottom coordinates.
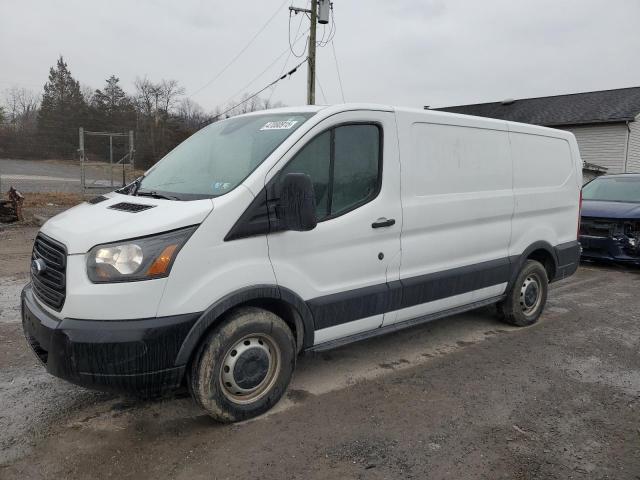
(280, 123, 381, 221)
(279, 131, 331, 219)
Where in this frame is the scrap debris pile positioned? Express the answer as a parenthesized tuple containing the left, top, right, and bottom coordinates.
(0, 187, 24, 223)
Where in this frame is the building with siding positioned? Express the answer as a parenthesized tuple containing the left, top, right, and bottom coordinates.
(434, 87, 640, 177)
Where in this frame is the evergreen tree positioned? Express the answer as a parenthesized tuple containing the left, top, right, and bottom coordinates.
(91, 75, 135, 131)
(37, 56, 87, 158)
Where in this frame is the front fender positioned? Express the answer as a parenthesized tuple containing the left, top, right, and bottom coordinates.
(174, 285, 314, 366)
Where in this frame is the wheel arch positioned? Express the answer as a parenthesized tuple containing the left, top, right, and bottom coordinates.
(508, 241, 559, 290)
(175, 285, 314, 367)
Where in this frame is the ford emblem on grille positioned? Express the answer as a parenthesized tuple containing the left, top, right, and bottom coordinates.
(32, 258, 47, 276)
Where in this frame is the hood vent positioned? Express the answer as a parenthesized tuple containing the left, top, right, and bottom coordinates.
(108, 202, 155, 213)
(87, 195, 108, 205)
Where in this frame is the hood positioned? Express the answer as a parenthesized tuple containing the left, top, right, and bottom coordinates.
(40, 192, 214, 254)
(581, 200, 640, 220)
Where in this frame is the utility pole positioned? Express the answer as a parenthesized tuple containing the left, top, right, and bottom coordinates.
(307, 0, 317, 105)
(289, 0, 330, 105)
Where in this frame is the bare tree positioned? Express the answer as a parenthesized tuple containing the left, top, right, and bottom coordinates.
(158, 80, 185, 114)
(134, 77, 160, 118)
(217, 94, 285, 120)
(262, 98, 285, 110)
(3, 89, 18, 122)
(177, 98, 207, 129)
(80, 83, 95, 105)
(211, 105, 223, 122)
(134, 77, 185, 124)
(3, 86, 40, 128)
(133, 77, 187, 161)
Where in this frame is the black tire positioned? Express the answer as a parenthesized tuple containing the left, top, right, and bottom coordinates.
(498, 259, 548, 327)
(188, 306, 296, 423)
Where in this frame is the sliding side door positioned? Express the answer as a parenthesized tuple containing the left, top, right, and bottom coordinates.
(384, 114, 514, 326)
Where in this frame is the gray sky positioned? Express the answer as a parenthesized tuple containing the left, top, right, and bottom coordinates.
(1, 0, 639, 112)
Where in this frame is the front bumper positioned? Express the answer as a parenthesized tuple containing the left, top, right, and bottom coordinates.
(579, 235, 640, 265)
(21, 284, 200, 395)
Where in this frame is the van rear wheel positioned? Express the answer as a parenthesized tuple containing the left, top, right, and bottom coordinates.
(498, 259, 548, 327)
(188, 307, 296, 423)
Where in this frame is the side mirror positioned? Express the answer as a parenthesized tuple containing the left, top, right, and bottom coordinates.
(278, 173, 317, 231)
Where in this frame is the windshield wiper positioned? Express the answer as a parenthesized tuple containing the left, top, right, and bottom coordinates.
(132, 176, 143, 195)
(136, 189, 180, 201)
(117, 176, 143, 196)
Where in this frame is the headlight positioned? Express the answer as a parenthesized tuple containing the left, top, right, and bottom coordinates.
(87, 226, 197, 283)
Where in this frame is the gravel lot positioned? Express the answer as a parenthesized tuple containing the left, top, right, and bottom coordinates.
(0, 225, 639, 479)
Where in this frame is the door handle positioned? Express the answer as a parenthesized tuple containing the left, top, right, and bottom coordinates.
(371, 218, 396, 229)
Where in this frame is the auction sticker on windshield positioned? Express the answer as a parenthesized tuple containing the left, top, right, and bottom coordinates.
(260, 120, 298, 130)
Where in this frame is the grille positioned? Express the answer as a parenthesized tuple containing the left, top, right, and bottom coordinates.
(108, 202, 155, 213)
(31, 234, 67, 311)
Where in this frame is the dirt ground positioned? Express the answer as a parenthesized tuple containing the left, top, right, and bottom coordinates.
(1, 225, 639, 479)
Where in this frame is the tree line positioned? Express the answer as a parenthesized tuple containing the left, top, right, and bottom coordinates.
(0, 56, 283, 168)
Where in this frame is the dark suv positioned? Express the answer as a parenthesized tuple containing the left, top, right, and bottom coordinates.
(579, 174, 640, 265)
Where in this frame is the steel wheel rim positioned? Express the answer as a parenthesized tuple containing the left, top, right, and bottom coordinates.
(219, 334, 281, 405)
(519, 273, 542, 315)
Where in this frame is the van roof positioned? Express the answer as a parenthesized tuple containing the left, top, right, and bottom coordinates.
(241, 103, 395, 116)
(242, 104, 573, 139)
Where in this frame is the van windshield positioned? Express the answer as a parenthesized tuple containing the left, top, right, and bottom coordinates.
(138, 112, 314, 200)
(582, 176, 640, 203)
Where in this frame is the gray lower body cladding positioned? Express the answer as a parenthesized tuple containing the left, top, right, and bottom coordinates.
(20, 240, 581, 395)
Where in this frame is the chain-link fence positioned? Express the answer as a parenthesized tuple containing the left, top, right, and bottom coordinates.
(0, 127, 140, 226)
(79, 128, 136, 196)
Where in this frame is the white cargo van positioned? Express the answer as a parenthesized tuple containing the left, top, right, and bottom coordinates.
(22, 104, 581, 422)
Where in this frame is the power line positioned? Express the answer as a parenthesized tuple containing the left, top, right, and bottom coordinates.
(205, 57, 308, 125)
(315, 71, 328, 104)
(222, 28, 309, 108)
(331, 40, 345, 103)
(188, 0, 289, 99)
(267, 52, 292, 103)
(268, 6, 304, 103)
(316, 3, 336, 47)
(289, 0, 336, 105)
(288, 7, 308, 58)
(268, 43, 295, 104)
(225, 51, 289, 105)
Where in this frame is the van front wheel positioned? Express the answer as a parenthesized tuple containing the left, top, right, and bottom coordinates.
(498, 259, 548, 327)
(188, 307, 296, 423)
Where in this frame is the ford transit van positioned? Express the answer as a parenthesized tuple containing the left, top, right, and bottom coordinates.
(21, 104, 582, 422)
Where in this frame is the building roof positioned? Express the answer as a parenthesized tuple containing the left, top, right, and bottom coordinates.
(433, 87, 640, 127)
